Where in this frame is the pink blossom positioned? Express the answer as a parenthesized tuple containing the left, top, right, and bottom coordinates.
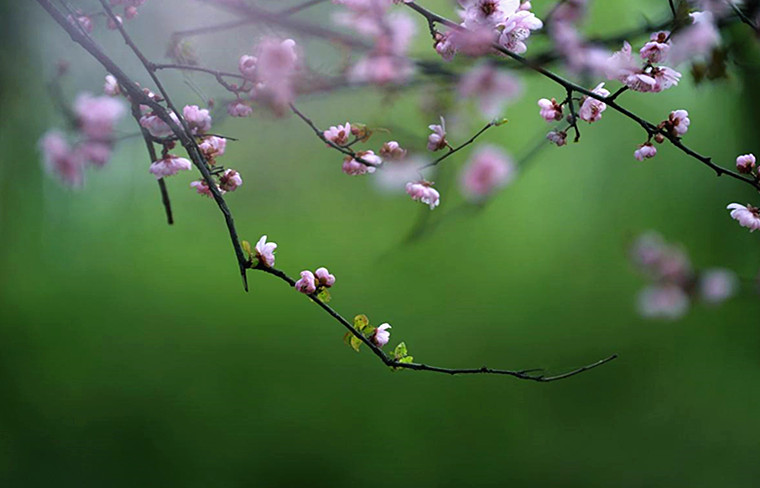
(379, 141, 407, 160)
(630, 232, 666, 271)
(295, 270, 317, 294)
(606, 42, 680, 93)
(546, 130, 567, 146)
(699, 268, 738, 304)
(538, 98, 563, 121)
(736, 154, 756, 174)
(460, 144, 516, 200)
(498, 9, 543, 54)
(637, 284, 690, 320)
(227, 101, 252, 118)
(372, 323, 391, 348)
(182, 105, 212, 135)
(458, 63, 521, 118)
(667, 110, 690, 137)
(74, 93, 126, 139)
(104, 74, 120, 96)
(434, 31, 457, 61)
(324, 123, 352, 146)
(219, 169, 243, 192)
(727, 203, 760, 232)
(639, 31, 670, 63)
(255, 235, 277, 267)
(139, 111, 180, 137)
(342, 151, 380, 175)
(199, 136, 227, 162)
(406, 180, 440, 209)
(315, 267, 336, 287)
(578, 82, 610, 123)
(190, 179, 224, 197)
(238, 54, 258, 79)
(634, 143, 657, 161)
(427, 117, 447, 152)
(39, 130, 84, 187)
(148, 155, 192, 179)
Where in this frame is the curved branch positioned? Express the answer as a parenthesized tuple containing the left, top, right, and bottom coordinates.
(254, 264, 618, 381)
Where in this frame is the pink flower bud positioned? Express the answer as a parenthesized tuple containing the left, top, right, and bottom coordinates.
(238, 55, 258, 79)
(427, 117, 447, 151)
(736, 154, 756, 174)
(314, 267, 335, 287)
(634, 143, 657, 161)
(227, 101, 252, 118)
(219, 169, 243, 192)
(104, 74, 120, 96)
(295, 270, 318, 294)
(538, 98, 563, 122)
(667, 109, 690, 137)
(379, 141, 407, 160)
(546, 130, 567, 146)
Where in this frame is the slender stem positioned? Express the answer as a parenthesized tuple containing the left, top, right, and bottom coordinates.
(419, 122, 496, 171)
(255, 264, 618, 381)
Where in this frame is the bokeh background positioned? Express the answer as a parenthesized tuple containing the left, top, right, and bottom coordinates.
(1, 0, 760, 486)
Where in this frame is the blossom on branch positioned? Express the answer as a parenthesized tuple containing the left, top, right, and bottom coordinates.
(148, 155, 192, 179)
(406, 180, 440, 209)
(255, 235, 277, 268)
(727, 203, 760, 232)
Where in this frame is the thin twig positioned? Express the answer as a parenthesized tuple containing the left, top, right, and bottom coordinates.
(255, 264, 618, 381)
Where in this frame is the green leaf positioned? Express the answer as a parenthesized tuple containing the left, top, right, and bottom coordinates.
(343, 332, 363, 352)
(353, 314, 370, 333)
(398, 356, 414, 364)
(393, 342, 408, 360)
(317, 288, 331, 303)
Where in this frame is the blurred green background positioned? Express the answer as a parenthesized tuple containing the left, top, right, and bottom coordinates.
(1, 0, 760, 486)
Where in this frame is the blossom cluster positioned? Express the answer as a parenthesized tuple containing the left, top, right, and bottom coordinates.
(630, 232, 738, 319)
(232, 38, 301, 117)
(434, 0, 543, 61)
(333, 0, 417, 85)
(39, 92, 126, 187)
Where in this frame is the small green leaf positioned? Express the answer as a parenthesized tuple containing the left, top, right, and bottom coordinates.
(393, 342, 408, 360)
(343, 332, 363, 352)
(353, 314, 370, 333)
(398, 356, 414, 364)
(493, 118, 509, 126)
(241, 240, 253, 258)
(317, 288, 331, 303)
